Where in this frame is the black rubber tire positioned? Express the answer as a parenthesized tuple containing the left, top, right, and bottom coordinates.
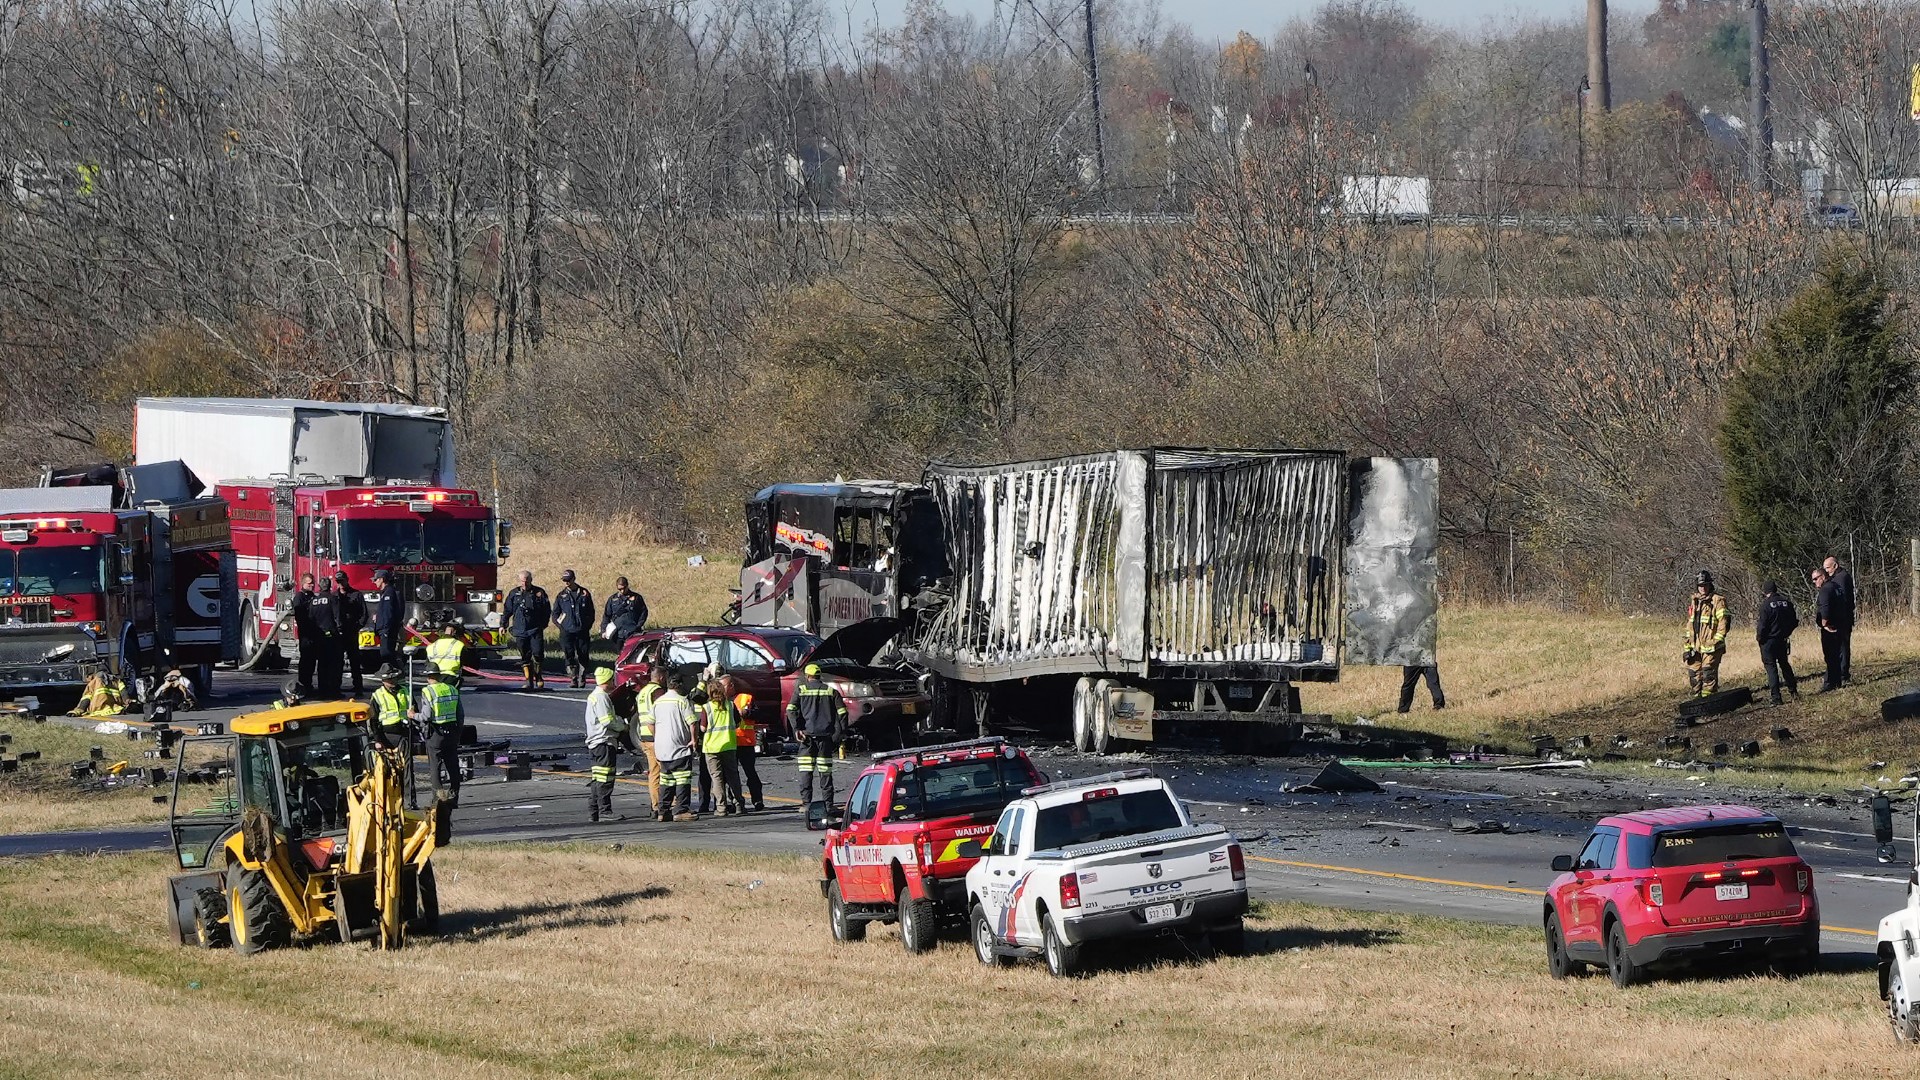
(192, 887, 229, 949)
(971, 903, 1011, 967)
(1211, 921, 1247, 957)
(226, 864, 289, 956)
(1676, 687, 1751, 719)
(411, 863, 440, 935)
(1883, 693, 1920, 723)
(1042, 913, 1081, 977)
(828, 878, 865, 943)
(1545, 912, 1581, 979)
(898, 891, 938, 954)
(1606, 920, 1644, 988)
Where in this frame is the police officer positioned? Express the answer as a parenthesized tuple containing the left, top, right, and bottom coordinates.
(371, 568, 408, 671)
(417, 668, 463, 807)
(291, 574, 319, 696)
(584, 667, 627, 822)
(369, 667, 411, 750)
(333, 571, 369, 696)
(553, 570, 596, 689)
(651, 676, 697, 822)
(1821, 555, 1855, 687)
(310, 575, 344, 697)
(1756, 581, 1800, 706)
(503, 570, 551, 691)
(603, 576, 648, 646)
(787, 663, 847, 813)
(1682, 570, 1730, 697)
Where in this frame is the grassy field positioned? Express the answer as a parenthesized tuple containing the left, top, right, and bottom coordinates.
(509, 522, 731, 631)
(0, 844, 1907, 1079)
(0, 714, 170, 833)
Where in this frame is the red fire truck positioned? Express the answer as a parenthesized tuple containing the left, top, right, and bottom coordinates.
(0, 461, 237, 702)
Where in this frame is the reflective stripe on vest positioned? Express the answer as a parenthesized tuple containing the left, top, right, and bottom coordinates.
(371, 687, 408, 728)
(636, 683, 663, 737)
(426, 681, 460, 724)
(702, 700, 737, 754)
(733, 692, 756, 747)
(427, 637, 464, 674)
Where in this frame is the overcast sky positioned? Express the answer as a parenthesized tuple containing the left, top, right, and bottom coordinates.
(862, 0, 1657, 41)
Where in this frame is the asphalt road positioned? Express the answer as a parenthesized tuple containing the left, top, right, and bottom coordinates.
(4, 668, 1906, 962)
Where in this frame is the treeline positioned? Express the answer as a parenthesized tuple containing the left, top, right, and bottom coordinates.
(0, 0, 1915, 612)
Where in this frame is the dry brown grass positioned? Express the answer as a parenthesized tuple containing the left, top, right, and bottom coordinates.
(0, 844, 1909, 1079)
(509, 523, 735, 630)
(0, 715, 171, 833)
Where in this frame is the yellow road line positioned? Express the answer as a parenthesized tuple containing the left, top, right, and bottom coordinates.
(1249, 855, 1878, 937)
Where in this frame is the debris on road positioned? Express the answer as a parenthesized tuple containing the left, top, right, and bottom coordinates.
(1290, 761, 1383, 795)
(1495, 760, 1587, 771)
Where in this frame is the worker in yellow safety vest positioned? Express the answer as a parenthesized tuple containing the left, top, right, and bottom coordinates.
(726, 677, 765, 812)
(701, 678, 744, 816)
(631, 667, 667, 816)
(415, 668, 463, 807)
(425, 621, 465, 681)
(368, 667, 411, 752)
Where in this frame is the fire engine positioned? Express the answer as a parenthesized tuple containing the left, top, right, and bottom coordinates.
(0, 461, 237, 701)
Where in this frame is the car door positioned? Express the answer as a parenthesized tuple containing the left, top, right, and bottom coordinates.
(837, 773, 885, 898)
(1564, 827, 1621, 950)
(976, 805, 1024, 939)
(169, 735, 240, 872)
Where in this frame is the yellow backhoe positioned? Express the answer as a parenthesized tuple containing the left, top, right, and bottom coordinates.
(164, 701, 451, 953)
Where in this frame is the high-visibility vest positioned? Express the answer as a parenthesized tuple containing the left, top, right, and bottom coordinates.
(635, 683, 663, 739)
(424, 680, 460, 725)
(733, 692, 757, 748)
(371, 686, 408, 728)
(702, 699, 738, 754)
(426, 636, 464, 675)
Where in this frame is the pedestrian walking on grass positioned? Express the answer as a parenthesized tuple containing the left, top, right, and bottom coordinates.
(554, 569, 596, 689)
(1756, 581, 1799, 705)
(1396, 663, 1445, 713)
(1682, 570, 1730, 697)
(1821, 555, 1855, 685)
(651, 677, 696, 822)
(584, 667, 627, 823)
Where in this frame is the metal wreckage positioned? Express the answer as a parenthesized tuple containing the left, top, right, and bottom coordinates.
(739, 448, 1441, 757)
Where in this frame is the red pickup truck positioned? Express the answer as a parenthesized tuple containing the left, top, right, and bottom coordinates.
(821, 738, 1045, 953)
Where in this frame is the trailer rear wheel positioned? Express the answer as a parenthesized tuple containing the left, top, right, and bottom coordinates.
(1089, 679, 1116, 756)
(1071, 678, 1094, 753)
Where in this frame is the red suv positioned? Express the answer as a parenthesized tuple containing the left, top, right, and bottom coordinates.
(613, 621, 929, 746)
(1545, 805, 1820, 987)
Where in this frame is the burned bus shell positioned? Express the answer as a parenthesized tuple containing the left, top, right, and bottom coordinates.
(739, 482, 947, 639)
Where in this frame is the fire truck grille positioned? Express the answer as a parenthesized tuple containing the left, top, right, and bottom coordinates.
(394, 570, 458, 604)
(0, 601, 54, 626)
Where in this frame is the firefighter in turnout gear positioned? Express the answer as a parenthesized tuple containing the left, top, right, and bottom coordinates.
(368, 668, 411, 751)
(418, 668, 464, 807)
(787, 663, 847, 815)
(554, 569, 596, 688)
(1683, 569, 1731, 696)
(584, 667, 627, 822)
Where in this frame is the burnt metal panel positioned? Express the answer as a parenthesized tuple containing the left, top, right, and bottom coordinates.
(1342, 457, 1440, 667)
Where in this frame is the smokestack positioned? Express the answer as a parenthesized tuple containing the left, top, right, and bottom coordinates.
(1749, 0, 1772, 191)
(1586, 0, 1611, 115)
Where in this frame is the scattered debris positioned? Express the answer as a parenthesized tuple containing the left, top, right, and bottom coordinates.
(92, 721, 129, 735)
(1290, 760, 1382, 795)
(1772, 727, 1794, 742)
(1496, 760, 1587, 771)
(1711, 742, 1730, 757)
(1740, 740, 1763, 757)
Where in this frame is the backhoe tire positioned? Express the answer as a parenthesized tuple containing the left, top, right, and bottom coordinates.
(191, 887, 229, 949)
(410, 863, 440, 935)
(226, 864, 289, 956)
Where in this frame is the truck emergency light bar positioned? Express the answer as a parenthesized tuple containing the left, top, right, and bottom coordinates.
(870, 735, 1009, 764)
(0, 518, 82, 531)
(1021, 768, 1155, 797)
(356, 491, 475, 504)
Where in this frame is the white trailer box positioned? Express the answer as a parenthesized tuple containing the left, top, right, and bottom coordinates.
(134, 398, 457, 489)
(1340, 175, 1430, 223)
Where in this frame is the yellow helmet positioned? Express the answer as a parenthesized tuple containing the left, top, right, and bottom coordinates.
(594, 667, 615, 685)
(804, 663, 821, 677)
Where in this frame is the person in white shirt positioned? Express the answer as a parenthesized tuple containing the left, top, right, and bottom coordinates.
(650, 677, 697, 821)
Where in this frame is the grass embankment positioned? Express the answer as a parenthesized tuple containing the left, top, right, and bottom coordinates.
(0, 715, 170, 833)
(0, 845, 1905, 1079)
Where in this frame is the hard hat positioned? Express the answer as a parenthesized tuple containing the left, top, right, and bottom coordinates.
(594, 667, 614, 685)
(805, 663, 821, 677)
(1695, 569, 1714, 589)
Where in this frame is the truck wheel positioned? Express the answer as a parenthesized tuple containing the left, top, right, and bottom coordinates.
(1605, 919, 1644, 988)
(1211, 921, 1247, 957)
(1090, 679, 1115, 756)
(409, 863, 440, 935)
(226, 864, 289, 956)
(191, 887, 229, 949)
(828, 879, 865, 943)
(971, 903, 1011, 967)
(1545, 912, 1582, 979)
(239, 603, 260, 664)
(1071, 678, 1094, 753)
(1890, 959, 1920, 1042)
(898, 892, 938, 954)
(1042, 914, 1081, 977)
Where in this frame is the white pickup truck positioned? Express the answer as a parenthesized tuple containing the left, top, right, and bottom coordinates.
(961, 769, 1249, 976)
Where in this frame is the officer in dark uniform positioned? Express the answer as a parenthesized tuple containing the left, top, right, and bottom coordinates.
(503, 570, 552, 691)
(1755, 580, 1799, 705)
(309, 576, 343, 697)
(291, 574, 319, 696)
(372, 567, 407, 672)
(334, 570, 368, 696)
(553, 569, 596, 688)
(604, 577, 649, 646)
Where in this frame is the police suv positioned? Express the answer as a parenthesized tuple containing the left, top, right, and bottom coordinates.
(961, 770, 1248, 976)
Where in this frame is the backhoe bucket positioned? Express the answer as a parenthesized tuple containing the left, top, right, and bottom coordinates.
(331, 872, 381, 943)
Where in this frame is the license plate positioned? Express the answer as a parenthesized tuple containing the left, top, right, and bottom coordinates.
(901, 702, 916, 715)
(1145, 902, 1176, 924)
(1715, 883, 1749, 901)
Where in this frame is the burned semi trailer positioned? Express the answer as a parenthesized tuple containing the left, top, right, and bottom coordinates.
(738, 481, 948, 639)
(908, 449, 1439, 753)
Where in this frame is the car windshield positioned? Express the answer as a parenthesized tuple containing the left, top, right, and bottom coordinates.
(890, 756, 1038, 821)
(2, 546, 104, 596)
(1033, 789, 1184, 849)
(424, 519, 493, 564)
(765, 633, 821, 668)
(338, 520, 424, 564)
(1650, 823, 1797, 868)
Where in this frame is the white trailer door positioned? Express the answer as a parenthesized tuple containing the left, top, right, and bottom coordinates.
(290, 411, 371, 480)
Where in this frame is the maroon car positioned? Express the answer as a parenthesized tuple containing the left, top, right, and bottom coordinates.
(613, 621, 929, 746)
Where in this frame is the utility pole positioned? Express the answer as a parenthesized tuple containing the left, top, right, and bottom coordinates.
(1748, 0, 1772, 192)
(1083, 0, 1107, 193)
(1577, 76, 1588, 192)
(1586, 0, 1611, 115)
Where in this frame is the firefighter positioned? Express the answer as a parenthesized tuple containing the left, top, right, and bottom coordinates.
(368, 667, 411, 751)
(702, 677, 744, 815)
(310, 575, 344, 698)
(1682, 569, 1730, 697)
(371, 567, 406, 671)
(731, 681, 765, 812)
(584, 667, 627, 823)
(270, 680, 303, 710)
(334, 570, 368, 696)
(651, 676, 696, 821)
(553, 569, 596, 689)
(291, 573, 319, 696)
(603, 576, 649, 646)
(504, 570, 552, 691)
(787, 663, 847, 813)
(417, 668, 464, 807)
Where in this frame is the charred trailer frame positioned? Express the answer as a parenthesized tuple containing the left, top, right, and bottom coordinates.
(906, 449, 1437, 753)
